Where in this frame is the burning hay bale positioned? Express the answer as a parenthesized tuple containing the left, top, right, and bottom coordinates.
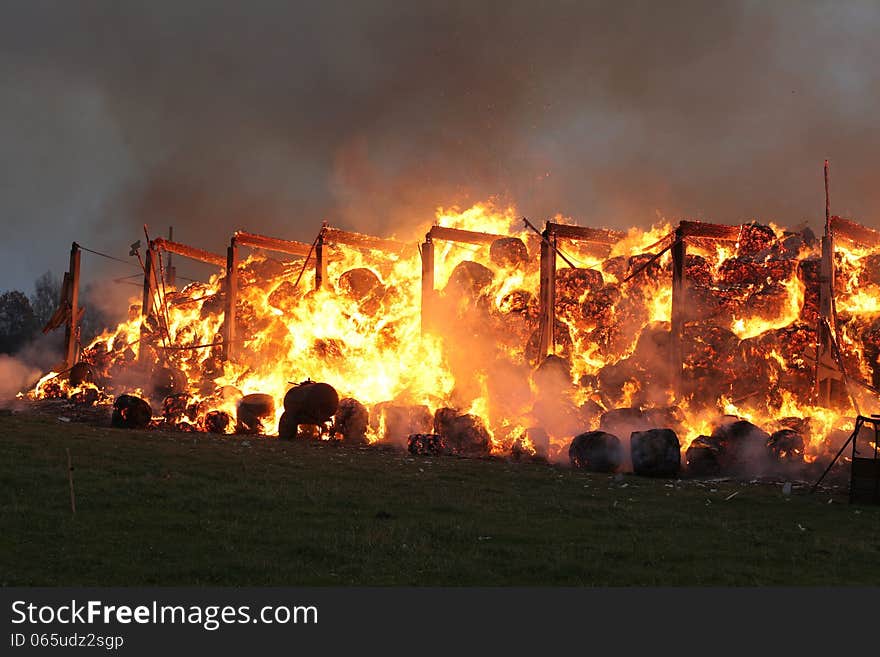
(685, 436, 722, 476)
(204, 410, 233, 434)
(737, 222, 777, 256)
(708, 419, 772, 475)
(278, 381, 340, 439)
(111, 394, 152, 430)
(68, 362, 93, 386)
(237, 393, 276, 434)
(338, 268, 384, 300)
(407, 433, 446, 456)
(162, 393, 190, 424)
(569, 431, 622, 473)
(444, 260, 494, 297)
(332, 397, 369, 443)
(433, 408, 492, 457)
(766, 428, 805, 464)
(489, 237, 529, 268)
(630, 429, 681, 477)
(150, 366, 189, 401)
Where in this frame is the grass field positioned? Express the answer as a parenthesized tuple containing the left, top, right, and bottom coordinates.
(2, 412, 879, 586)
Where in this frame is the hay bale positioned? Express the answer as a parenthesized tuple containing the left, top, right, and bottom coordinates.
(112, 394, 152, 429)
(407, 433, 446, 456)
(569, 431, 622, 473)
(333, 397, 369, 443)
(489, 237, 529, 268)
(433, 408, 492, 457)
(237, 393, 276, 433)
(631, 428, 681, 477)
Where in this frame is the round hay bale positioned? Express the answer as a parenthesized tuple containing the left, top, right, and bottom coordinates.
(237, 393, 276, 433)
(112, 394, 152, 429)
(338, 268, 382, 300)
(569, 431, 622, 473)
(204, 410, 232, 434)
(333, 397, 369, 443)
(631, 428, 681, 477)
(489, 237, 529, 268)
(283, 381, 339, 425)
(68, 362, 93, 386)
(444, 260, 494, 297)
(151, 366, 188, 400)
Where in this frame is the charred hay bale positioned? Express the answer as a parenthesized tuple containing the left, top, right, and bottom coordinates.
(738, 223, 777, 256)
(569, 431, 622, 472)
(407, 433, 446, 456)
(556, 267, 604, 300)
(580, 285, 620, 329)
(631, 429, 681, 477)
(237, 393, 276, 433)
(267, 280, 302, 314)
(510, 427, 550, 460)
(685, 254, 713, 288)
(685, 435, 722, 476)
(797, 257, 821, 323)
(204, 410, 232, 434)
(68, 362, 93, 386)
(490, 237, 529, 268)
(857, 253, 880, 287)
(70, 387, 99, 405)
(445, 260, 494, 297)
(199, 293, 225, 319)
(162, 393, 190, 423)
(684, 285, 746, 325)
(767, 429, 805, 463)
(112, 394, 152, 429)
(497, 289, 536, 316)
(525, 320, 572, 366)
(709, 419, 772, 474)
(338, 268, 383, 300)
(597, 360, 640, 406)
(627, 253, 666, 279)
(643, 406, 685, 432)
(860, 317, 880, 387)
(602, 256, 629, 281)
(283, 381, 339, 425)
(746, 283, 792, 322)
(433, 408, 492, 457)
(371, 403, 433, 443)
(717, 257, 766, 287)
(683, 324, 739, 377)
(240, 256, 286, 284)
(333, 397, 369, 443)
(631, 321, 671, 368)
(151, 366, 188, 400)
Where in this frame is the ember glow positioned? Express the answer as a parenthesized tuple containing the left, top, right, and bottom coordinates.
(26, 202, 880, 470)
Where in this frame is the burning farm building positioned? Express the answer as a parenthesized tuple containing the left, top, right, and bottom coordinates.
(25, 200, 880, 477)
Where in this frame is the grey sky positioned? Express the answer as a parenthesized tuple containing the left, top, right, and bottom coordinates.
(1, 0, 879, 295)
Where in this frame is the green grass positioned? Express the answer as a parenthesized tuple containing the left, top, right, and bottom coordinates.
(1, 413, 878, 585)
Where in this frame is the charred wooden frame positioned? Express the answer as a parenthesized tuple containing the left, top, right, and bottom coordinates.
(536, 222, 624, 358)
(62, 242, 81, 369)
(420, 225, 504, 333)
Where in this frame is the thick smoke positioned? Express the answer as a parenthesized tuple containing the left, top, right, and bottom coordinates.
(2, 0, 879, 295)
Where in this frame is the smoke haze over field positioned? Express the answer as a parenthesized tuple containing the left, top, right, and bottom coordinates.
(1, 0, 879, 294)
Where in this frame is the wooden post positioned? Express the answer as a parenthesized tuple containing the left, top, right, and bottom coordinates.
(66, 448, 76, 515)
(166, 226, 176, 288)
(222, 238, 238, 361)
(670, 227, 686, 400)
(816, 160, 840, 405)
(314, 232, 327, 290)
(538, 227, 557, 358)
(63, 242, 81, 369)
(420, 235, 435, 333)
(138, 246, 156, 365)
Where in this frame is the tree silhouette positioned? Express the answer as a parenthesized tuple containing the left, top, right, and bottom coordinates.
(0, 291, 37, 354)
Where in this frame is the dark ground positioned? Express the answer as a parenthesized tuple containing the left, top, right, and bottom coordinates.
(1, 408, 878, 586)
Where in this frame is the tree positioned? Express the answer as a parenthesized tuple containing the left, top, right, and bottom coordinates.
(0, 291, 37, 354)
(30, 271, 61, 330)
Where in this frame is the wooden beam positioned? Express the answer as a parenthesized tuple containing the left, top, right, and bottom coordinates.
(315, 233, 327, 290)
(670, 227, 686, 400)
(831, 216, 880, 248)
(138, 246, 157, 365)
(538, 229, 557, 358)
(63, 243, 81, 368)
(235, 231, 313, 258)
(323, 227, 408, 254)
(427, 225, 502, 245)
(152, 237, 225, 268)
(544, 223, 624, 244)
(420, 237, 435, 333)
(678, 220, 740, 241)
(222, 239, 238, 361)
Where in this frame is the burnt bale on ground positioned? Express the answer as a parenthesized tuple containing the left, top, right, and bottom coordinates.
(710, 419, 772, 474)
(332, 397, 369, 443)
(112, 394, 152, 429)
(283, 381, 339, 425)
(204, 410, 232, 434)
(569, 431, 622, 473)
(685, 435, 722, 476)
(489, 237, 529, 268)
(631, 429, 681, 477)
(237, 393, 276, 433)
(68, 362, 93, 386)
(407, 433, 446, 456)
(371, 403, 433, 444)
(433, 408, 492, 457)
(767, 428, 805, 464)
(162, 393, 190, 423)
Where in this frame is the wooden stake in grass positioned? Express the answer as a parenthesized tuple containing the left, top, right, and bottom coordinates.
(66, 448, 76, 515)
